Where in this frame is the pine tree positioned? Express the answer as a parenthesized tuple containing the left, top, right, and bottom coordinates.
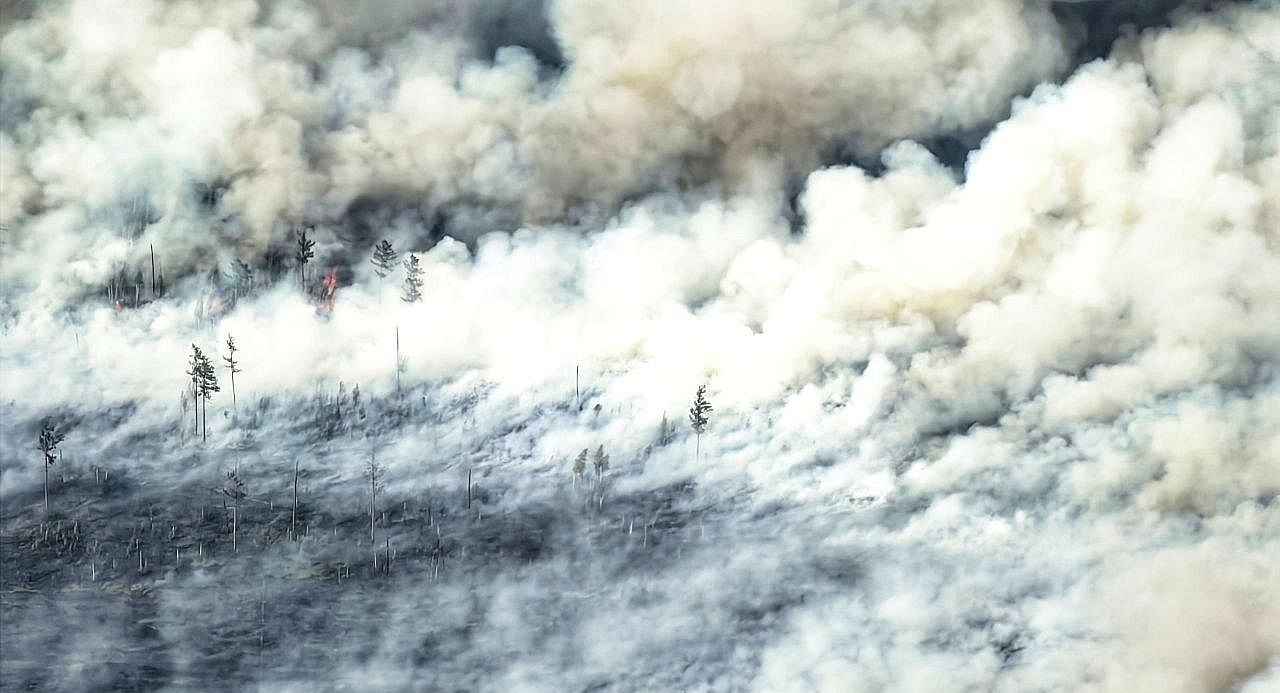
(593, 445, 609, 478)
(223, 463, 247, 552)
(366, 456, 383, 543)
(197, 350, 220, 441)
(186, 345, 204, 436)
(230, 259, 254, 301)
(688, 384, 713, 461)
(572, 448, 587, 485)
(401, 254, 424, 303)
(222, 335, 241, 412)
(37, 420, 65, 513)
(295, 226, 316, 289)
(658, 412, 675, 446)
(371, 240, 399, 281)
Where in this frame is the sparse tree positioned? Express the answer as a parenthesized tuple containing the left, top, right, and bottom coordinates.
(295, 226, 315, 289)
(230, 259, 254, 301)
(688, 384, 713, 461)
(291, 459, 300, 540)
(371, 239, 399, 284)
(196, 350, 220, 441)
(593, 445, 609, 479)
(186, 345, 204, 435)
(657, 412, 675, 447)
(223, 463, 246, 552)
(366, 456, 383, 543)
(401, 254, 423, 303)
(222, 335, 241, 412)
(37, 421, 65, 513)
(572, 448, 587, 487)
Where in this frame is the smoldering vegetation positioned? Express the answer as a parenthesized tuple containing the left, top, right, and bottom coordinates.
(3, 1, 1280, 692)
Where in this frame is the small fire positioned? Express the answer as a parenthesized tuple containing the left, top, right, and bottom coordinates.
(321, 266, 339, 314)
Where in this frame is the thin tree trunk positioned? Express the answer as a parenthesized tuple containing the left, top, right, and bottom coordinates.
(43, 462, 49, 513)
(231, 370, 237, 411)
(369, 469, 376, 544)
(291, 460, 299, 539)
(395, 327, 401, 396)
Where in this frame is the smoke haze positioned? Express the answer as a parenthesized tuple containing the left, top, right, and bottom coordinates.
(2, 1, 1278, 691)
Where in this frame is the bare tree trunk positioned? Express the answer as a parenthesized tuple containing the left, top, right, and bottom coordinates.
(231, 370, 237, 411)
(394, 327, 401, 396)
(150, 245, 156, 299)
(466, 468, 472, 509)
(292, 460, 299, 539)
(369, 470, 376, 544)
(43, 462, 49, 513)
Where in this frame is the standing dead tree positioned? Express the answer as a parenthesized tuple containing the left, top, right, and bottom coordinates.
(37, 421, 65, 513)
(366, 456, 383, 544)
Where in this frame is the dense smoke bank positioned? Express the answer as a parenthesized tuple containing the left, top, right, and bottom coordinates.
(2, 1, 1279, 691)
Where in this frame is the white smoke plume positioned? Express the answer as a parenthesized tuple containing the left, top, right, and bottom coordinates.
(1, 1, 1278, 691)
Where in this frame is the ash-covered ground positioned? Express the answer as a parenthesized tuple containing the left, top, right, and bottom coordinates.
(3, 1, 1280, 691)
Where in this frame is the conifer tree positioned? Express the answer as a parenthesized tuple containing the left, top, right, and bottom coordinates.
(295, 226, 316, 289)
(37, 420, 65, 513)
(196, 350, 220, 441)
(401, 253, 424, 303)
(223, 463, 246, 552)
(366, 456, 383, 543)
(593, 445, 609, 479)
(371, 240, 399, 282)
(572, 448, 587, 487)
(186, 345, 204, 435)
(688, 384, 713, 461)
(230, 259, 254, 301)
(222, 335, 241, 412)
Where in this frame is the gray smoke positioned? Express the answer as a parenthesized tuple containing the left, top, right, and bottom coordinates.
(2, 1, 1279, 691)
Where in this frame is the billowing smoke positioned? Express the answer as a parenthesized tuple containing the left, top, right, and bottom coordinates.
(2, 1, 1278, 691)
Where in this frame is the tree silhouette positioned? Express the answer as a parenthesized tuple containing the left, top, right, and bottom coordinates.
(295, 226, 315, 289)
(401, 254, 424, 303)
(186, 345, 204, 436)
(572, 448, 587, 488)
(37, 420, 64, 513)
(688, 385, 713, 461)
(223, 463, 247, 552)
(230, 259, 254, 302)
(371, 240, 399, 281)
(196, 349, 220, 441)
(593, 445, 610, 479)
(222, 335, 241, 412)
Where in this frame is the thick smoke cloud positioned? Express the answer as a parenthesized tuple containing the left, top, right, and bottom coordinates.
(1, 0, 1073, 305)
(2, 1, 1279, 691)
